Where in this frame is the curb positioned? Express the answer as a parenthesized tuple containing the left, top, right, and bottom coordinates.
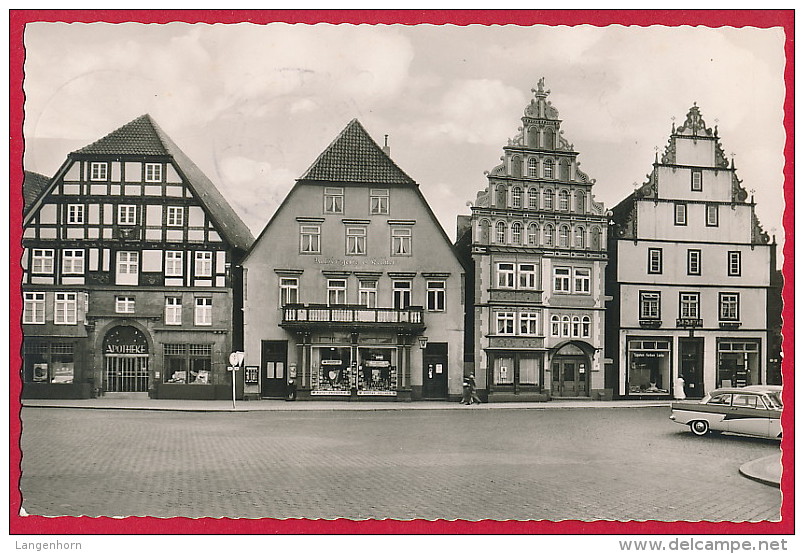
(738, 455, 782, 488)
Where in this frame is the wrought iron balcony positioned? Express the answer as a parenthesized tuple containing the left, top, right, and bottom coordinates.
(280, 304, 426, 333)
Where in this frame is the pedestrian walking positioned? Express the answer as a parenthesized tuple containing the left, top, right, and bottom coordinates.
(674, 375, 686, 400)
(460, 374, 472, 404)
(467, 373, 481, 405)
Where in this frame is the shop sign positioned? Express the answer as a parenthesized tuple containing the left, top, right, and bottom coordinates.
(632, 352, 667, 359)
(676, 318, 703, 328)
(365, 360, 390, 368)
(314, 257, 396, 266)
(104, 326, 149, 355)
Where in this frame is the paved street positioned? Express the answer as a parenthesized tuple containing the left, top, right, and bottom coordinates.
(19, 406, 781, 521)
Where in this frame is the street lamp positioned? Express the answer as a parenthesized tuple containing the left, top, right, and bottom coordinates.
(418, 336, 428, 350)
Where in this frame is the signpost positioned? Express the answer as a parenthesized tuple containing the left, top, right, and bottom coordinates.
(228, 351, 245, 410)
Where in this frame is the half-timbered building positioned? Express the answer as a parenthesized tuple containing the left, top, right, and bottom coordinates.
(21, 115, 254, 399)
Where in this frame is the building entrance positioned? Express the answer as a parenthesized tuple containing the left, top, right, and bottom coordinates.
(103, 326, 149, 393)
(261, 340, 288, 398)
(679, 338, 704, 398)
(422, 343, 448, 399)
(551, 344, 589, 397)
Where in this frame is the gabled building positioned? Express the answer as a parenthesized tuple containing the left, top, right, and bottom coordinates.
(242, 119, 465, 401)
(21, 115, 254, 399)
(606, 104, 776, 399)
(457, 80, 609, 401)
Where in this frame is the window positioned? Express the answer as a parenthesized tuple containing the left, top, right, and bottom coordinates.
(674, 203, 687, 225)
(728, 251, 742, 276)
(67, 204, 84, 225)
(24, 342, 75, 384)
(554, 267, 571, 293)
(648, 248, 663, 274)
(165, 251, 184, 277)
(167, 206, 184, 227)
(324, 187, 344, 213)
(195, 251, 213, 277)
(518, 264, 537, 289)
(527, 224, 538, 246)
(165, 297, 182, 325)
(519, 312, 539, 335)
(116, 252, 139, 285)
(551, 315, 560, 336)
(719, 293, 740, 321)
(300, 225, 321, 254)
(145, 163, 162, 183)
(90, 162, 108, 181)
(573, 268, 591, 294)
(194, 298, 212, 326)
(61, 250, 85, 275)
(691, 170, 703, 191)
(391, 227, 412, 255)
(543, 224, 554, 246)
(575, 191, 586, 213)
(327, 279, 347, 306)
(687, 249, 701, 276)
(558, 189, 569, 210)
(543, 189, 555, 211)
(495, 222, 506, 244)
(496, 186, 507, 208)
(118, 205, 137, 225)
(280, 278, 299, 306)
(164, 344, 212, 384)
(511, 187, 522, 208)
(393, 281, 411, 309)
(427, 281, 446, 311)
(346, 227, 367, 255)
(370, 189, 389, 214)
(679, 292, 700, 319)
(496, 263, 516, 288)
(528, 158, 538, 177)
(574, 226, 585, 248)
(706, 204, 719, 227)
(572, 316, 581, 337)
(496, 312, 515, 335)
(115, 296, 135, 314)
(543, 159, 554, 179)
(528, 188, 539, 210)
(640, 292, 661, 319)
(561, 315, 571, 337)
(359, 280, 377, 308)
(558, 225, 570, 248)
(581, 316, 591, 338)
(32, 249, 55, 274)
(511, 222, 522, 245)
(54, 293, 77, 325)
(23, 292, 45, 324)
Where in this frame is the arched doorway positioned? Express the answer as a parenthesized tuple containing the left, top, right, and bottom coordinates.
(551, 343, 591, 397)
(103, 326, 150, 393)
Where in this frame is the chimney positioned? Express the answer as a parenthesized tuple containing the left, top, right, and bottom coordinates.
(382, 134, 391, 156)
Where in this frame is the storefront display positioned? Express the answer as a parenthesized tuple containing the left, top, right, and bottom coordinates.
(311, 346, 352, 395)
(717, 340, 760, 388)
(357, 348, 397, 396)
(23, 341, 75, 384)
(627, 338, 671, 394)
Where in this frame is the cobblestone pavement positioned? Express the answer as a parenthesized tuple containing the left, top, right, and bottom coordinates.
(18, 407, 781, 521)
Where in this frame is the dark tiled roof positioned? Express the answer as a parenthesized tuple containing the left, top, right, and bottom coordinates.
(23, 171, 50, 213)
(299, 119, 415, 184)
(74, 115, 171, 156)
(72, 115, 254, 251)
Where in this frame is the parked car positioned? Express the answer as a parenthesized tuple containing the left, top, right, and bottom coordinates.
(670, 386, 782, 439)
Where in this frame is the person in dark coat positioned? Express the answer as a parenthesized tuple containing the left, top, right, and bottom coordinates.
(466, 373, 481, 405)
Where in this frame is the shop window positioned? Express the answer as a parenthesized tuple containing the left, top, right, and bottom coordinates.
(358, 347, 397, 394)
(67, 204, 84, 225)
(195, 251, 213, 277)
(370, 189, 389, 214)
(313, 346, 352, 393)
(393, 281, 411, 309)
(706, 204, 719, 227)
(54, 292, 78, 325)
(717, 340, 759, 388)
(674, 203, 687, 226)
(115, 296, 135, 314)
(90, 162, 108, 181)
(520, 356, 540, 385)
(497, 263, 515, 288)
(719, 292, 740, 321)
(494, 356, 514, 385)
(687, 249, 701, 276)
(627, 338, 671, 395)
(495, 221, 507, 244)
(145, 163, 163, 183)
(359, 279, 378, 308)
(639, 291, 661, 319)
(165, 297, 182, 325)
(512, 187, 522, 208)
(346, 227, 367, 255)
(647, 248, 663, 274)
(23, 341, 75, 384)
(324, 187, 344, 214)
(32, 249, 55, 274)
(194, 297, 212, 326)
(165, 251, 184, 277)
(23, 292, 45, 324)
(728, 251, 742, 276)
(280, 278, 299, 306)
(118, 205, 137, 225)
(300, 225, 321, 254)
(327, 279, 348, 306)
(164, 344, 212, 384)
(391, 227, 412, 256)
(496, 312, 515, 335)
(167, 206, 184, 227)
(511, 222, 522, 245)
(553, 267, 571, 293)
(426, 281, 446, 312)
(62, 250, 85, 275)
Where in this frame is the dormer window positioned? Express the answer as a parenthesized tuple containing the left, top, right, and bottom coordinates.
(145, 163, 163, 183)
(324, 187, 344, 214)
(90, 162, 108, 181)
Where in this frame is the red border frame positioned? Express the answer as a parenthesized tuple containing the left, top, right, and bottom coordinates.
(9, 9, 794, 535)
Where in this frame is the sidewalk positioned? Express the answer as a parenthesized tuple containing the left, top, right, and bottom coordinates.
(19, 397, 674, 412)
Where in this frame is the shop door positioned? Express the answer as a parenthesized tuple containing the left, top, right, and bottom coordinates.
(680, 338, 704, 398)
(261, 340, 287, 398)
(422, 343, 448, 399)
(551, 356, 588, 397)
(104, 355, 149, 392)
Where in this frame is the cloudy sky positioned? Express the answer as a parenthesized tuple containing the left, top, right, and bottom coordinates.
(21, 21, 786, 255)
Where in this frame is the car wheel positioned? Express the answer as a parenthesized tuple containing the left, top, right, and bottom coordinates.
(690, 420, 710, 436)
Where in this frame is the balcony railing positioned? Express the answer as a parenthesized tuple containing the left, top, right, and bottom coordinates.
(281, 304, 425, 330)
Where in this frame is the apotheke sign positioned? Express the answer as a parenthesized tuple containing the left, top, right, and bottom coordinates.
(314, 257, 396, 266)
